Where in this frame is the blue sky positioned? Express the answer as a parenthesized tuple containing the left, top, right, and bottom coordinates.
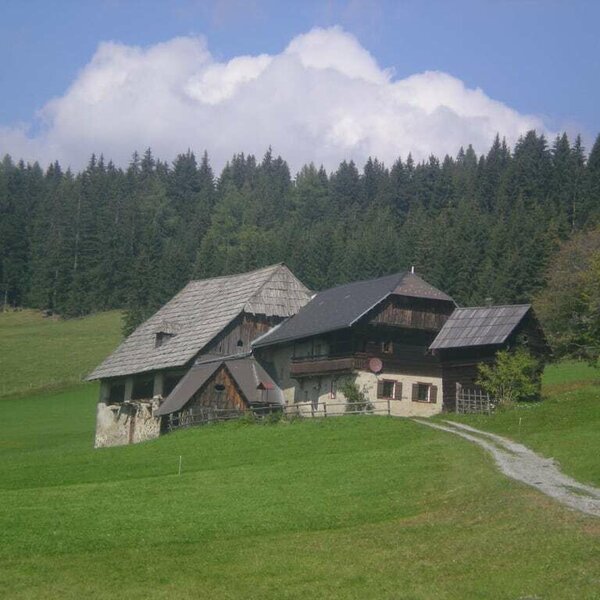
(1, 0, 598, 169)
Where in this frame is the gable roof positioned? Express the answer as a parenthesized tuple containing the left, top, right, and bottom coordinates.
(429, 305, 531, 350)
(252, 271, 454, 348)
(87, 264, 311, 380)
(155, 355, 284, 416)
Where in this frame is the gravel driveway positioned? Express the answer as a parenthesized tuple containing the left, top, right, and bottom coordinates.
(413, 419, 600, 518)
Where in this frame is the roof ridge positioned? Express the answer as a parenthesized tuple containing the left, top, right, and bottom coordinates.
(246, 263, 285, 303)
(456, 303, 531, 310)
(315, 271, 407, 294)
(188, 263, 283, 285)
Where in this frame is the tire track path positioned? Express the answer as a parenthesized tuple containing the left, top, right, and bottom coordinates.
(412, 419, 600, 517)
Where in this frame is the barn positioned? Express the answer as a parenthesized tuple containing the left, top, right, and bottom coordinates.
(87, 264, 311, 447)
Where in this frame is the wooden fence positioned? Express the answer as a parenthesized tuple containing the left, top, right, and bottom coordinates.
(166, 399, 395, 432)
(455, 384, 496, 415)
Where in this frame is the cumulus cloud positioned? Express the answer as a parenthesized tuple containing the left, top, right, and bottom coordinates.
(0, 26, 547, 172)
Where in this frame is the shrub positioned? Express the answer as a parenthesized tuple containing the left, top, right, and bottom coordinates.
(477, 348, 541, 407)
(340, 380, 373, 413)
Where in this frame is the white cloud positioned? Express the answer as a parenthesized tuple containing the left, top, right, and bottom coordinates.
(0, 27, 548, 172)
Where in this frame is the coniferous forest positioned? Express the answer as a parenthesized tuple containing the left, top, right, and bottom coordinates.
(1, 130, 600, 335)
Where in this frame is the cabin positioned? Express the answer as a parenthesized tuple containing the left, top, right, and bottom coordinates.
(252, 272, 548, 417)
(87, 264, 312, 447)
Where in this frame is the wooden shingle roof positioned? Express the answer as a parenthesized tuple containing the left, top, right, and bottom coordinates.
(87, 264, 311, 380)
(429, 305, 531, 350)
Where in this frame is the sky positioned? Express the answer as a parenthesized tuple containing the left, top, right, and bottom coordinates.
(0, 0, 598, 172)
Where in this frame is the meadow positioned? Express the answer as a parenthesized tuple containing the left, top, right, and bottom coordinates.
(0, 311, 598, 598)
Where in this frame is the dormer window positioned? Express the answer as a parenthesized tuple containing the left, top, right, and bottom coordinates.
(155, 332, 174, 348)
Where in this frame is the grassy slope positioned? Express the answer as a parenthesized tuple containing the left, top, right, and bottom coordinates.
(0, 387, 598, 599)
(444, 361, 600, 486)
(0, 309, 122, 398)
(0, 313, 598, 597)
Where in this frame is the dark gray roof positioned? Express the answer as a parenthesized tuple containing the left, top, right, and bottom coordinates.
(155, 356, 283, 416)
(154, 362, 221, 415)
(88, 264, 311, 380)
(253, 272, 453, 348)
(429, 305, 531, 350)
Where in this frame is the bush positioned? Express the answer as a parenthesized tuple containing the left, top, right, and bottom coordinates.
(477, 348, 541, 407)
(340, 380, 373, 413)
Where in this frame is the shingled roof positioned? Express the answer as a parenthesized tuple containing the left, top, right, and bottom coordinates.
(155, 355, 283, 416)
(429, 305, 531, 350)
(253, 272, 454, 348)
(88, 264, 311, 380)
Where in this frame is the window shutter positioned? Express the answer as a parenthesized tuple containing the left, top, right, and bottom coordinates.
(430, 385, 438, 403)
(412, 383, 419, 401)
(377, 380, 384, 398)
(394, 382, 403, 400)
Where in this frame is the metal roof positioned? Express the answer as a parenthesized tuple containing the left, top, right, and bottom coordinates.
(155, 356, 283, 416)
(253, 271, 454, 348)
(429, 305, 531, 350)
(87, 264, 311, 380)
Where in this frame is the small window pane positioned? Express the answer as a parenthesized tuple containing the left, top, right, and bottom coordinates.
(382, 381, 395, 398)
(417, 383, 430, 402)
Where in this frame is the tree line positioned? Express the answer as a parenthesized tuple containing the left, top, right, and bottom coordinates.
(1, 130, 599, 336)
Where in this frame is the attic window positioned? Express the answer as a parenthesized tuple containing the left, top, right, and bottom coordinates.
(155, 332, 174, 348)
(214, 383, 226, 392)
(382, 340, 394, 354)
(236, 339, 244, 349)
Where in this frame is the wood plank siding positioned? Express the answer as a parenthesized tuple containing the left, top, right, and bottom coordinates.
(186, 365, 248, 412)
(204, 313, 283, 357)
(368, 296, 454, 331)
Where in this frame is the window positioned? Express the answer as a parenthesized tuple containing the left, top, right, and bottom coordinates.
(377, 379, 402, 400)
(132, 377, 154, 400)
(314, 343, 322, 357)
(108, 382, 125, 404)
(417, 383, 430, 402)
(330, 379, 337, 399)
(236, 339, 244, 349)
(411, 383, 438, 403)
(382, 340, 394, 354)
(155, 332, 174, 348)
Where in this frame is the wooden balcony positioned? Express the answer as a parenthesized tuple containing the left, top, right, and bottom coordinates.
(290, 351, 441, 378)
(290, 353, 378, 377)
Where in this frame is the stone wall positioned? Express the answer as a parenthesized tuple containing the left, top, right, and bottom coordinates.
(94, 378, 163, 448)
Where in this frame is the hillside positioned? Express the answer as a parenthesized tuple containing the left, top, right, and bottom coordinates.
(0, 386, 598, 599)
(0, 309, 122, 398)
(0, 312, 599, 598)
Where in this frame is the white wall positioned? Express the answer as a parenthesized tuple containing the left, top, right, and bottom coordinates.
(289, 370, 443, 418)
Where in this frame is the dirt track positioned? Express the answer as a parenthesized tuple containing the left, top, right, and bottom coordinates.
(413, 419, 600, 518)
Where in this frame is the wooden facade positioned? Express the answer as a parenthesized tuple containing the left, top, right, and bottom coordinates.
(434, 313, 548, 410)
(204, 312, 283, 357)
(186, 365, 248, 413)
(368, 296, 454, 331)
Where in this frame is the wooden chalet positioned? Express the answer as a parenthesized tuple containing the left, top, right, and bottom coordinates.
(87, 264, 311, 447)
(253, 272, 548, 417)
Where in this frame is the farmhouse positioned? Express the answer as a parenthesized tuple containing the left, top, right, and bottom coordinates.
(87, 264, 311, 447)
(88, 264, 547, 447)
(252, 272, 548, 417)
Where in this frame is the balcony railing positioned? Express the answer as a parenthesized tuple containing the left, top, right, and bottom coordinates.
(290, 353, 391, 376)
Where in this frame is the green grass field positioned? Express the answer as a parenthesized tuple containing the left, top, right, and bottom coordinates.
(0, 309, 123, 398)
(0, 311, 599, 598)
(444, 361, 600, 486)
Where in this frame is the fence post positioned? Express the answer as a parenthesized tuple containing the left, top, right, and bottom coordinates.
(387, 397, 391, 416)
(311, 402, 314, 418)
(323, 401, 327, 418)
